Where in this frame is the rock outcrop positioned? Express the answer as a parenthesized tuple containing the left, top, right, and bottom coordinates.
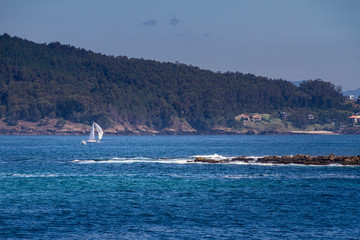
(257, 154, 360, 165)
(190, 154, 360, 165)
(192, 157, 229, 163)
(190, 156, 254, 164)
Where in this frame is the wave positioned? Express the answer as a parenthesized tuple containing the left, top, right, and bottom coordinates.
(2, 172, 359, 180)
(6, 173, 60, 178)
(71, 157, 191, 164)
(0, 172, 141, 178)
(70, 154, 357, 167)
(223, 173, 360, 179)
(69, 156, 277, 166)
(191, 154, 229, 160)
(70, 154, 272, 166)
(71, 154, 233, 165)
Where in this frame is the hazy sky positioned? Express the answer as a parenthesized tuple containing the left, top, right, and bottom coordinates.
(1, 0, 359, 90)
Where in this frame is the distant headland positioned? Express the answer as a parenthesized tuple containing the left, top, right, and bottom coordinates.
(1, 34, 360, 135)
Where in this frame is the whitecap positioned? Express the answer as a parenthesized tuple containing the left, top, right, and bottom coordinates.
(71, 156, 193, 164)
(223, 174, 275, 179)
(191, 154, 229, 160)
(152, 158, 191, 164)
(9, 173, 60, 178)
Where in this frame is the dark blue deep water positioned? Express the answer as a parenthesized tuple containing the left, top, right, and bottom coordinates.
(1, 135, 360, 239)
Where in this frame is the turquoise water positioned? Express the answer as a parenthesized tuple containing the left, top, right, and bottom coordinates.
(1, 135, 360, 239)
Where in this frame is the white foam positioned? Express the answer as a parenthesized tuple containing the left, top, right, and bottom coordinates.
(9, 173, 60, 178)
(71, 157, 192, 164)
(192, 154, 229, 160)
(71, 154, 269, 165)
(2, 173, 145, 178)
(70, 155, 356, 167)
(223, 174, 274, 179)
(73, 160, 97, 164)
(111, 157, 151, 161)
(152, 158, 191, 164)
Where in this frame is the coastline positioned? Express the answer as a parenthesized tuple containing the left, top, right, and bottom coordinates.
(290, 130, 339, 135)
(0, 118, 350, 136)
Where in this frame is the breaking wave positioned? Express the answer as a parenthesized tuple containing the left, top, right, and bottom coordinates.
(71, 157, 191, 164)
(71, 154, 268, 165)
(70, 154, 355, 167)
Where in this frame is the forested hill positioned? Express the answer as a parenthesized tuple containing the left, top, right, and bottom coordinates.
(0, 33, 352, 134)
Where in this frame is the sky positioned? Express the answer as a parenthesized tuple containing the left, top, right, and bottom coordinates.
(1, 0, 359, 90)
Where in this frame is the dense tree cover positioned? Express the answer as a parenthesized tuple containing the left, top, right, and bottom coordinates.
(0, 34, 353, 131)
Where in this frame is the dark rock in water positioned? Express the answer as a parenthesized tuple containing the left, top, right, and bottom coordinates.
(192, 156, 253, 163)
(191, 154, 360, 165)
(257, 154, 360, 165)
(193, 157, 227, 163)
(230, 156, 254, 162)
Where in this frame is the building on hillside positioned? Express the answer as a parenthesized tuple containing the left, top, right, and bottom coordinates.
(279, 111, 288, 119)
(236, 114, 251, 122)
(236, 114, 263, 123)
(349, 115, 360, 123)
(307, 114, 315, 120)
(252, 115, 262, 122)
(242, 114, 251, 122)
(348, 95, 355, 101)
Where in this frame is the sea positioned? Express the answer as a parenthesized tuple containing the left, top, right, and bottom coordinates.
(1, 135, 360, 239)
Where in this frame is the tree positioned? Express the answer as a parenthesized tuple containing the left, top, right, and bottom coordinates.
(0, 34, 354, 132)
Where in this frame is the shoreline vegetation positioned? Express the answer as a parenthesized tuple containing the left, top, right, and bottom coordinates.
(191, 154, 360, 166)
(1, 34, 360, 136)
(0, 118, 345, 135)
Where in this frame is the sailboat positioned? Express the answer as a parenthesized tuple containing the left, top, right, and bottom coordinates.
(82, 122, 103, 144)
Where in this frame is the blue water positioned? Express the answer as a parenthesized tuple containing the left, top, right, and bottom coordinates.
(1, 135, 360, 239)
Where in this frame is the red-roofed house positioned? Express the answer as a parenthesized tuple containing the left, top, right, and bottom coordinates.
(349, 115, 360, 123)
(252, 115, 262, 122)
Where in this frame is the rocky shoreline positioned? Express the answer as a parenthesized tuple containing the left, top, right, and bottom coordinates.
(190, 154, 360, 165)
(0, 118, 359, 135)
(0, 118, 345, 136)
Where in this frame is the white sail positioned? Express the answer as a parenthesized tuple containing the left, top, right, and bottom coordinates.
(85, 122, 103, 143)
(88, 122, 96, 141)
(94, 122, 103, 140)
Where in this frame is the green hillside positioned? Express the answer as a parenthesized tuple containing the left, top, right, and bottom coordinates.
(0, 33, 357, 134)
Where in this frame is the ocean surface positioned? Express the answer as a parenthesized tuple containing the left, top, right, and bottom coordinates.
(1, 135, 360, 239)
